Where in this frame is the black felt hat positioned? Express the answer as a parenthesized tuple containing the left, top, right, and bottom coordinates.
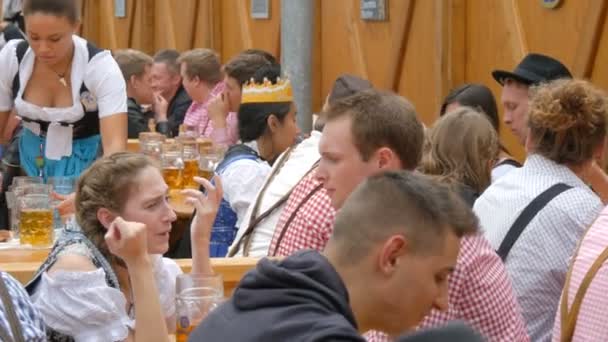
(492, 53, 572, 86)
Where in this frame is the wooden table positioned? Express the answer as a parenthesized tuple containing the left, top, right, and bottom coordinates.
(0, 247, 258, 295)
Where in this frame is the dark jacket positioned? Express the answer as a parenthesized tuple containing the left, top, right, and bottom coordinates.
(127, 98, 169, 139)
(396, 322, 485, 342)
(188, 250, 365, 342)
(167, 86, 191, 137)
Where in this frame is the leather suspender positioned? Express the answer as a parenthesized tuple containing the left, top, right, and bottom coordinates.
(270, 182, 324, 257)
(559, 227, 608, 341)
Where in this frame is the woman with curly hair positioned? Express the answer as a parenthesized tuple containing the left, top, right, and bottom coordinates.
(474, 79, 608, 341)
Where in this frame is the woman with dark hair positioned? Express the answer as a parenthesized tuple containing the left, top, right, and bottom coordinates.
(0, 0, 127, 179)
(440, 83, 520, 181)
(204, 64, 299, 257)
(0, 0, 127, 229)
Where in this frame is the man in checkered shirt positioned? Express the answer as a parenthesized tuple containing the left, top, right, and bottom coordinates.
(269, 90, 529, 341)
(0, 271, 46, 341)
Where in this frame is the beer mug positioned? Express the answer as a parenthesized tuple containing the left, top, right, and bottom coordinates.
(198, 146, 222, 181)
(175, 274, 223, 342)
(181, 125, 200, 139)
(18, 194, 54, 247)
(139, 132, 166, 160)
(48, 177, 75, 229)
(11, 176, 43, 187)
(176, 137, 199, 189)
(9, 184, 52, 239)
(161, 142, 184, 191)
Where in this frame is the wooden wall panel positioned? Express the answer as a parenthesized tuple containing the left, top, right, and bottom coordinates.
(9, 0, 603, 156)
(397, 0, 438, 125)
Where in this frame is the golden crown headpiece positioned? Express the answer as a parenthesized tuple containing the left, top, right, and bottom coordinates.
(241, 77, 293, 104)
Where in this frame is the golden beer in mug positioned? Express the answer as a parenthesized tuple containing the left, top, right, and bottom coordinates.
(175, 274, 223, 342)
(162, 167, 183, 190)
(18, 194, 53, 247)
(198, 168, 214, 181)
(182, 159, 199, 189)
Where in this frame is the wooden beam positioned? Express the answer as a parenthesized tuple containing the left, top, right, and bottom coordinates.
(155, 0, 177, 50)
(388, 0, 415, 91)
(572, 0, 608, 78)
(501, 0, 528, 62)
(237, 0, 253, 49)
(346, 0, 368, 79)
(435, 0, 466, 114)
(99, 0, 119, 50)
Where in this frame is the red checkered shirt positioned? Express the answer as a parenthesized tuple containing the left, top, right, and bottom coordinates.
(268, 170, 336, 256)
(269, 172, 529, 342)
(365, 234, 529, 342)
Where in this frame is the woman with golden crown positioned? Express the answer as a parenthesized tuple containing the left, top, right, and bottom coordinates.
(180, 64, 300, 258)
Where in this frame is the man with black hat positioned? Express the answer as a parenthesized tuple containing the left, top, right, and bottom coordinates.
(492, 53, 572, 146)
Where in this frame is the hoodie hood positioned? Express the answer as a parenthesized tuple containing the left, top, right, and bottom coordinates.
(233, 250, 357, 328)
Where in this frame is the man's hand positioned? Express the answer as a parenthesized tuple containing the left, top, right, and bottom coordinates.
(153, 92, 169, 123)
(207, 93, 229, 129)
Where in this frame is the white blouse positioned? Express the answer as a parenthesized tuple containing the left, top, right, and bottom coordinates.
(31, 247, 182, 342)
(221, 141, 272, 228)
(0, 35, 127, 121)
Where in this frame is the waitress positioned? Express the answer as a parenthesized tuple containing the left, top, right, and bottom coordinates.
(0, 0, 127, 183)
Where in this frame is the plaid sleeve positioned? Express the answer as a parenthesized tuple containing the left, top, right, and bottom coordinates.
(420, 235, 529, 341)
(182, 101, 202, 128)
(365, 235, 529, 342)
(0, 272, 46, 341)
(269, 172, 336, 256)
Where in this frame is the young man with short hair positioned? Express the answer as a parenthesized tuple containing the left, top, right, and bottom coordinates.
(492, 53, 571, 147)
(228, 74, 372, 257)
(269, 90, 529, 341)
(189, 170, 478, 341)
(178, 48, 238, 145)
(114, 49, 170, 138)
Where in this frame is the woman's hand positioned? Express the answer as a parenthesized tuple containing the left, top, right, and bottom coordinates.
(104, 217, 149, 265)
(181, 176, 223, 243)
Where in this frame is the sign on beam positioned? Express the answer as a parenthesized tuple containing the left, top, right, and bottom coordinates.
(251, 0, 270, 20)
(115, 0, 126, 18)
(361, 0, 388, 21)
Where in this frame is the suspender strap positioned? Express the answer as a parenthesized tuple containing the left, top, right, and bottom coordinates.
(560, 242, 608, 341)
(271, 183, 324, 257)
(495, 158, 522, 168)
(228, 148, 320, 257)
(0, 274, 25, 342)
(497, 183, 572, 261)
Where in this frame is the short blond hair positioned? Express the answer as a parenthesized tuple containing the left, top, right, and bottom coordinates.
(113, 49, 153, 82)
(177, 48, 223, 84)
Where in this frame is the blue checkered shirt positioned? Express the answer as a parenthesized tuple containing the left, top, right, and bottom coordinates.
(0, 272, 46, 341)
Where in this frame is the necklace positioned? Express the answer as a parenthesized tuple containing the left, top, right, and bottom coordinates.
(48, 50, 73, 87)
(52, 68, 69, 87)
